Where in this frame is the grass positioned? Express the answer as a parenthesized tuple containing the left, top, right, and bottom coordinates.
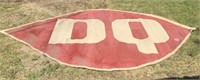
(0, 0, 199, 80)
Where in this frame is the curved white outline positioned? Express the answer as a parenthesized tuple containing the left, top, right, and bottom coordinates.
(0, 9, 196, 71)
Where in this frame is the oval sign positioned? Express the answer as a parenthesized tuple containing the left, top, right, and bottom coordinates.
(1, 9, 195, 71)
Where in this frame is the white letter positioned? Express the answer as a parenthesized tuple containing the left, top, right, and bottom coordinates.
(49, 19, 106, 44)
(112, 19, 169, 54)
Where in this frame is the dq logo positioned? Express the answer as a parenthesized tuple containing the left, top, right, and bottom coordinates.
(3, 10, 194, 70)
(49, 19, 169, 54)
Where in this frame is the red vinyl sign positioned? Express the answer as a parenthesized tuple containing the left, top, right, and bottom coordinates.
(1, 10, 195, 71)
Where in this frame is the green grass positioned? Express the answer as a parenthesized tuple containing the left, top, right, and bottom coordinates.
(0, 0, 199, 80)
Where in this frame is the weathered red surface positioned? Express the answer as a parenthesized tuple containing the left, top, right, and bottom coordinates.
(4, 10, 193, 70)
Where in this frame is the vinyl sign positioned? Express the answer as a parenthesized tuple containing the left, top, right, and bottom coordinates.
(1, 10, 195, 71)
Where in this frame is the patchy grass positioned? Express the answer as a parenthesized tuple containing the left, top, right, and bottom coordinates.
(0, 0, 199, 80)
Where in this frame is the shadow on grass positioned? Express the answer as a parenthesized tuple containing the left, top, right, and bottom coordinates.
(158, 76, 200, 80)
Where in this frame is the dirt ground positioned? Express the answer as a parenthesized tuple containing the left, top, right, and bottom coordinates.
(0, 0, 199, 80)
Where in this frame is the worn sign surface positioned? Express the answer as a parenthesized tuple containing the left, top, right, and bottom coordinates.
(1, 10, 195, 71)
